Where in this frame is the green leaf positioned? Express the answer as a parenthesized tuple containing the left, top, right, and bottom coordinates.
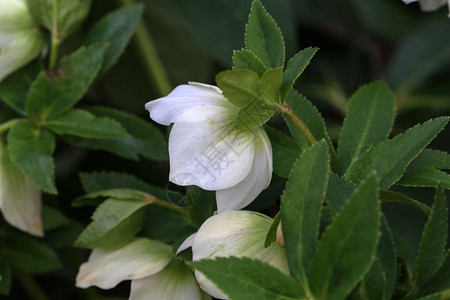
(345, 117, 449, 190)
(406, 149, 450, 172)
(72, 188, 147, 207)
(415, 185, 448, 288)
(233, 49, 267, 77)
(285, 90, 340, 173)
(192, 257, 305, 300)
(0, 257, 11, 295)
(43, 222, 84, 249)
(0, 61, 40, 115)
(265, 125, 300, 178)
(417, 251, 450, 297)
(309, 174, 380, 300)
(216, 69, 260, 108)
(417, 290, 450, 300)
(379, 191, 431, 216)
(337, 81, 395, 173)
(281, 140, 329, 285)
(74, 197, 151, 249)
(280, 47, 318, 100)
(359, 216, 396, 300)
(397, 168, 450, 189)
(42, 205, 70, 231)
(245, 0, 285, 68)
(7, 121, 56, 194)
(264, 212, 281, 248)
(26, 44, 108, 123)
(46, 109, 129, 139)
(258, 67, 283, 104)
(85, 106, 168, 160)
(4, 233, 61, 273)
(326, 174, 356, 212)
(84, 4, 143, 76)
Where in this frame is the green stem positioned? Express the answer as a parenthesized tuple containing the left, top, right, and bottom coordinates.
(13, 268, 50, 300)
(0, 119, 24, 134)
(146, 195, 187, 215)
(49, 0, 60, 69)
(118, 0, 172, 96)
(275, 102, 317, 146)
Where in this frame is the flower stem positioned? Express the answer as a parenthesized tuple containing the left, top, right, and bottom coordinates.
(0, 119, 24, 134)
(13, 267, 50, 300)
(49, 0, 60, 69)
(118, 0, 172, 96)
(145, 194, 187, 216)
(275, 102, 317, 146)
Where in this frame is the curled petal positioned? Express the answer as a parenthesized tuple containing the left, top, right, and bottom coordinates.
(130, 259, 209, 300)
(168, 105, 254, 190)
(216, 128, 272, 212)
(176, 232, 197, 254)
(145, 83, 231, 126)
(76, 238, 173, 289)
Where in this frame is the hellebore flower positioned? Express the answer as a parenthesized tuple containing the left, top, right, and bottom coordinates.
(0, 0, 46, 81)
(76, 238, 209, 300)
(146, 82, 272, 212)
(402, 0, 450, 15)
(0, 142, 42, 236)
(177, 211, 288, 299)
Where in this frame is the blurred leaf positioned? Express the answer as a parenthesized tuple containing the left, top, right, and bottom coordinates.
(245, 0, 285, 68)
(192, 257, 305, 299)
(0, 62, 40, 116)
(345, 117, 449, 189)
(417, 251, 450, 297)
(309, 174, 380, 300)
(74, 198, 148, 249)
(415, 185, 448, 288)
(417, 290, 450, 300)
(280, 47, 318, 100)
(7, 122, 56, 194)
(265, 125, 300, 178)
(46, 109, 129, 139)
(380, 191, 431, 216)
(84, 4, 143, 76)
(233, 49, 267, 76)
(264, 212, 281, 247)
(42, 205, 70, 231)
(387, 19, 450, 92)
(281, 140, 329, 284)
(85, 106, 168, 160)
(285, 90, 340, 173)
(187, 189, 216, 228)
(72, 188, 146, 207)
(43, 222, 84, 249)
(4, 233, 61, 273)
(337, 81, 395, 173)
(0, 257, 11, 295)
(26, 45, 108, 123)
(326, 173, 356, 212)
(397, 168, 450, 189)
(406, 149, 450, 171)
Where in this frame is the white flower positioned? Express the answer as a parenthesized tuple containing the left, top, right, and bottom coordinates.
(145, 82, 273, 212)
(0, 142, 42, 236)
(0, 0, 45, 81)
(178, 211, 288, 299)
(402, 0, 449, 15)
(76, 238, 209, 300)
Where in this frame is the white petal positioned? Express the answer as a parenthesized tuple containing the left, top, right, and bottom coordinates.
(216, 128, 272, 212)
(76, 238, 173, 289)
(0, 0, 35, 33)
(176, 232, 197, 254)
(130, 259, 209, 300)
(0, 145, 42, 236)
(448, 0, 450, 16)
(168, 105, 254, 190)
(402, 0, 418, 4)
(418, 0, 446, 10)
(145, 83, 230, 126)
(192, 211, 288, 299)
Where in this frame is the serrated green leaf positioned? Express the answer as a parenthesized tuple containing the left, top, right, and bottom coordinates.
(337, 81, 395, 173)
(345, 117, 449, 190)
(0, 61, 40, 115)
(0, 257, 11, 295)
(245, 0, 285, 68)
(26, 44, 108, 123)
(415, 185, 448, 288)
(216, 69, 260, 108)
(7, 121, 56, 194)
(379, 191, 431, 216)
(417, 251, 450, 297)
(265, 125, 300, 178)
(42, 205, 70, 231)
(74, 197, 149, 249)
(285, 90, 340, 173)
(281, 140, 329, 286)
(85, 106, 168, 160)
(326, 174, 356, 212)
(280, 47, 318, 100)
(46, 109, 129, 139)
(309, 174, 380, 300)
(84, 4, 143, 76)
(192, 257, 305, 300)
(233, 49, 267, 77)
(397, 168, 450, 189)
(406, 149, 450, 172)
(72, 188, 146, 207)
(4, 233, 61, 273)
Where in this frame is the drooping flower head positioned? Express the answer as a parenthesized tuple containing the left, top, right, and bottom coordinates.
(146, 82, 273, 212)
